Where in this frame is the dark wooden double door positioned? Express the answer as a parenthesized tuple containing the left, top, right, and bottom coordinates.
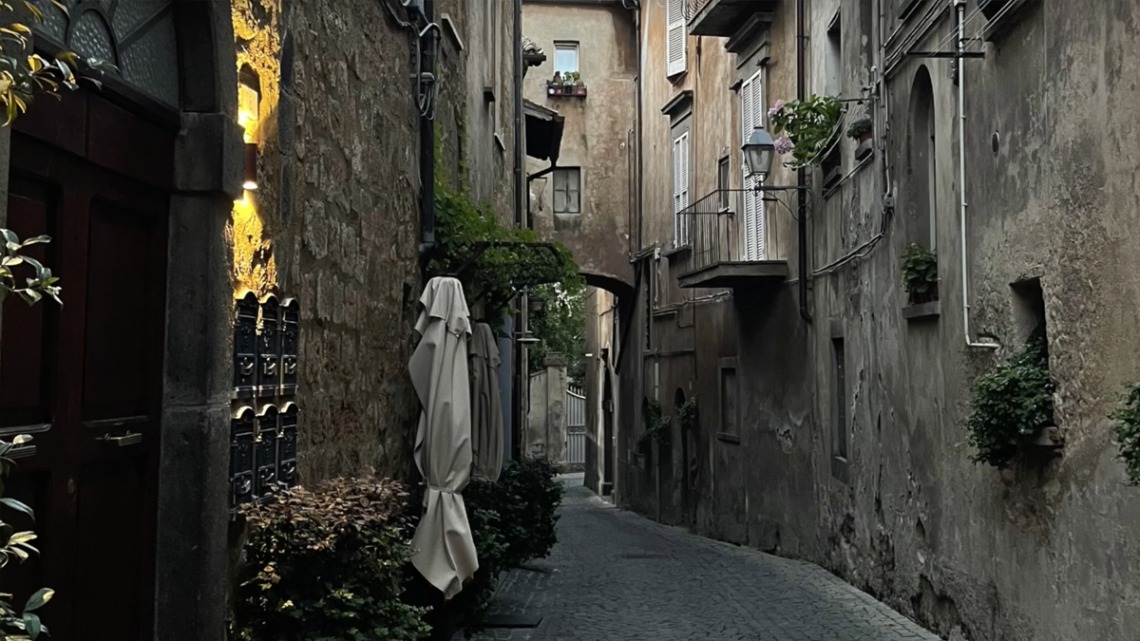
(1, 89, 173, 641)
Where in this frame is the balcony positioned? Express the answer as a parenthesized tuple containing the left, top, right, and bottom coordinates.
(686, 0, 781, 38)
(674, 190, 788, 290)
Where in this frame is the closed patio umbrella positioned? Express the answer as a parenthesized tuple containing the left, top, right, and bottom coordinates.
(469, 322, 504, 481)
(409, 277, 478, 599)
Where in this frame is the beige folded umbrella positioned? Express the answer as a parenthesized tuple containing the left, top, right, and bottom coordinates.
(469, 322, 504, 481)
(409, 277, 478, 599)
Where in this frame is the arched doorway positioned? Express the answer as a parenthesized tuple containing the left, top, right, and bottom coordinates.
(0, 2, 235, 639)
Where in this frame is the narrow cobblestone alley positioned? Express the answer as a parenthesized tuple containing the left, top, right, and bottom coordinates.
(459, 476, 939, 641)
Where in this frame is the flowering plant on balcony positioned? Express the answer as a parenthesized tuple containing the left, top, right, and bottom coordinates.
(767, 95, 843, 167)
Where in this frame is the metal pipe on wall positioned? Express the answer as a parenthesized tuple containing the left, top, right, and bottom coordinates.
(795, 0, 811, 322)
(417, 0, 436, 263)
(955, 0, 997, 350)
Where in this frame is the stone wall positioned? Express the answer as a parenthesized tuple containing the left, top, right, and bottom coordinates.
(522, 0, 637, 289)
(229, 0, 515, 483)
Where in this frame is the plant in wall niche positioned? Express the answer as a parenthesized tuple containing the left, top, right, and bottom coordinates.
(638, 398, 671, 456)
(901, 243, 938, 304)
(1110, 383, 1140, 485)
(678, 398, 698, 433)
(966, 337, 1055, 468)
(767, 95, 843, 168)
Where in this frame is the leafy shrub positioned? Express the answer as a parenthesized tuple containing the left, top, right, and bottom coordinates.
(639, 398, 671, 454)
(0, 435, 53, 640)
(465, 458, 562, 569)
(232, 478, 430, 641)
(1111, 383, 1140, 485)
(966, 337, 1055, 468)
(678, 398, 698, 433)
(901, 243, 938, 304)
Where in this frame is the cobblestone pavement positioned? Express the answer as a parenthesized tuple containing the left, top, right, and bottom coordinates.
(456, 475, 940, 641)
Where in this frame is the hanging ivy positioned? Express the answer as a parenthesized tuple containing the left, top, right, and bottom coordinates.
(768, 95, 843, 168)
(427, 125, 580, 314)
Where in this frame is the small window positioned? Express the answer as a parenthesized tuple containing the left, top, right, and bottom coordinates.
(554, 42, 579, 74)
(552, 168, 581, 214)
(832, 337, 848, 460)
(717, 157, 730, 211)
(717, 359, 739, 443)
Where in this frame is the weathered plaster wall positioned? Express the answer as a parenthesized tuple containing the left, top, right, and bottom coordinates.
(523, 0, 637, 287)
(625, 1, 1140, 640)
(230, 0, 515, 483)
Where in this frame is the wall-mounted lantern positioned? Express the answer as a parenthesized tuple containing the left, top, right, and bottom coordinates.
(742, 126, 776, 181)
(238, 65, 260, 191)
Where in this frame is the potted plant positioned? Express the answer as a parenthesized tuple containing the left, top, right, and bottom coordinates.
(768, 95, 843, 168)
(901, 243, 938, 304)
(548, 72, 564, 95)
(847, 117, 874, 161)
(846, 118, 873, 143)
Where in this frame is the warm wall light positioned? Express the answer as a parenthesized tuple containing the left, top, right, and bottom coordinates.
(243, 142, 259, 190)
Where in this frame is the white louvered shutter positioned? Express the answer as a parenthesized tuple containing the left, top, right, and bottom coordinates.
(740, 69, 766, 261)
(673, 132, 690, 247)
(667, 0, 687, 77)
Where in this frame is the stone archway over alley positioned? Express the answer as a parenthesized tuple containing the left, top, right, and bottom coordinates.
(458, 476, 941, 641)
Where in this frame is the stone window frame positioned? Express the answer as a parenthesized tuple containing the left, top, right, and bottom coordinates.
(716, 358, 740, 445)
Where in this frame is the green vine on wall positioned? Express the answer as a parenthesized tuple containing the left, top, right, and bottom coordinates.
(1111, 383, 1140, 485)
(638, 398, 671, 456)
(966, 337, 1055, 468)
(678, 398, 698, 433)
(768, 95, 843, 168)
(428, 124, 580, 314)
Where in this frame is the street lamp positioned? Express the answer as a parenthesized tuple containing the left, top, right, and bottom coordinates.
(742, 126, 776, 181)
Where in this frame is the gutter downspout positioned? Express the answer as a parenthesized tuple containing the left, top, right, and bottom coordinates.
(956, 0, 997, 350)
(417, 0, 437, 264)
(635, 6, 644, 251)
(796, 0, 811, 322)
(513, 0, 531, 459)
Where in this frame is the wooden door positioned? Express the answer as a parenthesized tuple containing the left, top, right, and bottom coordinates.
(1, 88, 172, 641)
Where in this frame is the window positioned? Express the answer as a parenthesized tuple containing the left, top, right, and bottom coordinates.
(554, 41, 579, 74)
(552, 168, 581, 214)
(739, 69, 765, 261)
(909, 66, 936, 250)
(717, 157, 730, 211)
(831, 337, 847, 461)
(666, 0, 686, 77)
(718, 359, 739, 443)
(826, 10, 841, 97)
(672, 131, 690, 246)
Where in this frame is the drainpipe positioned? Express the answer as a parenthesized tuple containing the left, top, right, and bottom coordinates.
(796, 0, 811, 322)
(417, 0, 437, 264)
(514, 0, 531, 458)
(635, 7, 644, 252)
(956, 0, 997, 350)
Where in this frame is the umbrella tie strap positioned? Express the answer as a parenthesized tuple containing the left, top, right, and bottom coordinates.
(426, 486, 458, 494)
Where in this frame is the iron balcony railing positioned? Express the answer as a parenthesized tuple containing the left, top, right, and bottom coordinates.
(675, 189, 783, 275)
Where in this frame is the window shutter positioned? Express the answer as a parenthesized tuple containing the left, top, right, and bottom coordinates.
(667, 0, 687, 77)
(740, 70, 766, 261)
(673, 132, 690, 247)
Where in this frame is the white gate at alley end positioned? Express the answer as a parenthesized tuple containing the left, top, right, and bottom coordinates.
(565, 386, 586, 466)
